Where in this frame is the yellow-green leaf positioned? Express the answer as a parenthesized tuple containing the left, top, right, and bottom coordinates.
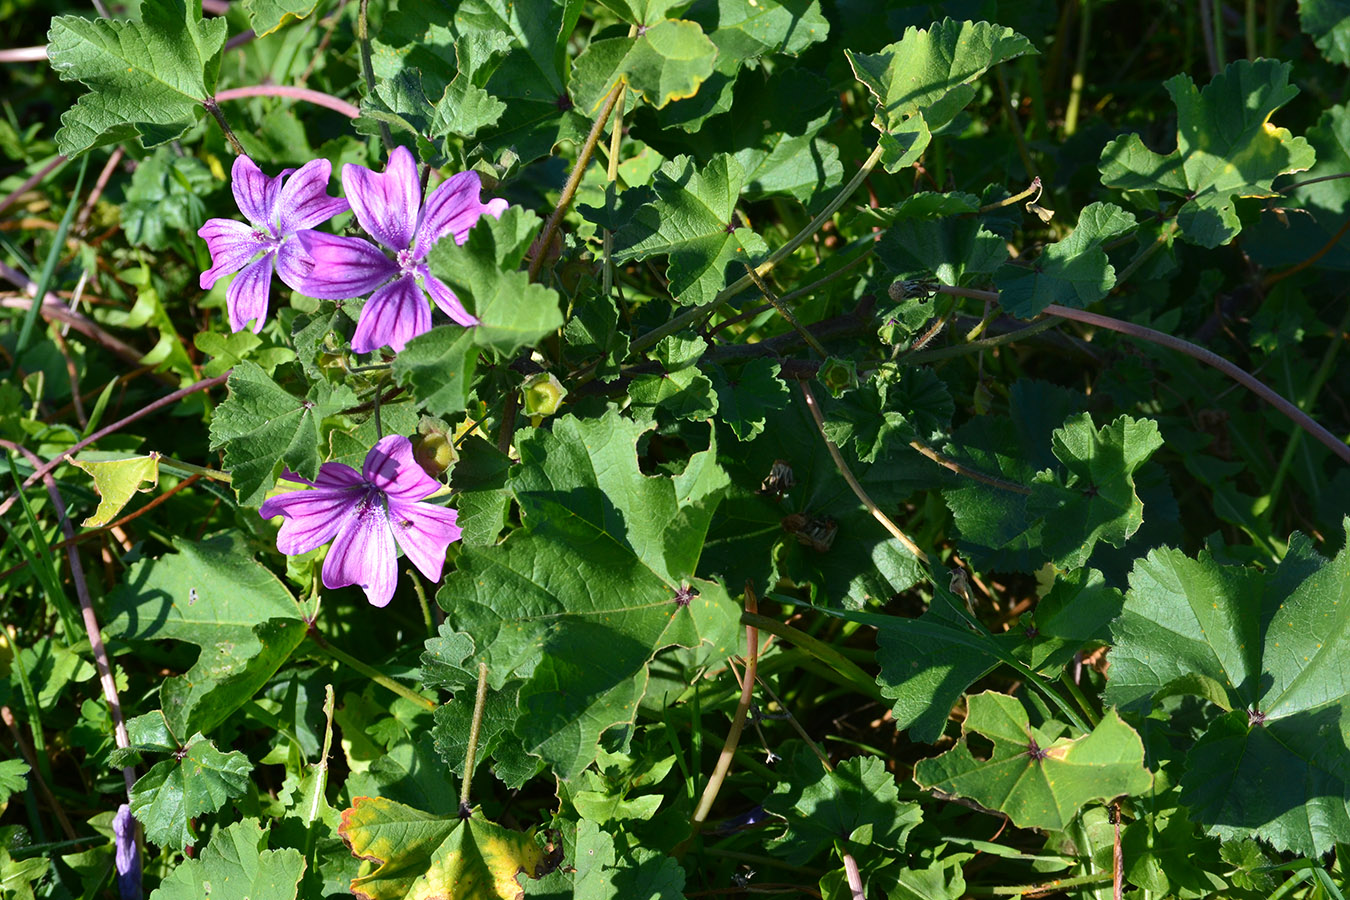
(72, 453, 160, 527)
(339, 796, 558, 900)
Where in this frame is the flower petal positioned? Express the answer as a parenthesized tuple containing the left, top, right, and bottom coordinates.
(414, 170, 509, 258)
(259, 484, 364, 555)
(273, 237, 314, 294)
(390, 499, 461, 582)
(231, 155, 290, 232)
(276, 461, 366, 490)
(343, 145, 421, 252)
(276, 158, 350, 233)
(362, 434, 439, 501)
(226, 253, 276, 333)
(322, 495, 398, 607)
(422, 270, 479, 326)
(198, 218, 264, 290)
(295, 231, 397, 299)
(351, 275, 431, 354)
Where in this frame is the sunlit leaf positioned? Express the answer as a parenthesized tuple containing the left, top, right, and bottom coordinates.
(1099, 59, 1315, 247)
(131, 731, 253, 850)
(996, 202, 1137, 318)
(72, 453, 159, 527)
(913, 692, 1152, 831)
(149, 818, 304, 898)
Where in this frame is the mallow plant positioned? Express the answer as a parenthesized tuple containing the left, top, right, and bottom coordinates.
(2, 1, 1349, 899)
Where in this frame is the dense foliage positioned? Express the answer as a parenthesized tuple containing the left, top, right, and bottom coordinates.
(3, 0, 1350, 898)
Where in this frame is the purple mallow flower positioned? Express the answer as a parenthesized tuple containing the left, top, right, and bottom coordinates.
(259, 435, 462, 607)
(297, 145, 508, 354)
(113, 803, 141, 900)
(198, 156, 349, 333)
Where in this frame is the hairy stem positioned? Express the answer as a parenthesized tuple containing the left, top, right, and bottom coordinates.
(460, 661, 490, 813)
(529, 80, 624, 283)
(202, 97, 246, 156)
(908, 438, 1031, 494)
(744, 263, 829, 357)
(798, 381, 929, 564)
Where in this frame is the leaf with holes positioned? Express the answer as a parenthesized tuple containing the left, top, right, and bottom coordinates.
(1106, 522, 1350, 856)
(1099, 59, 1315, 247)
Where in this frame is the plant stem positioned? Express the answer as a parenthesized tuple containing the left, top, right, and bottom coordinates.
(215, 85, 360, 119)
(1064, 0, 1091, 137)
(528, 81, 625, 283)
(0, 440, 135, 797)
(798, 380, 930, 564)
(308, 628, 436, 712)
(0, 371, 232, 519)
(157, 455, 232, 483)
(979, 176, 1042, 213)
(1263, 218, 1350, 287)
(1060, 668, 1100, 728)
(13, 154, 88, 366)
(0, 156, 67, 220)
(901, 315, 1067, 364)
(460, 661, 489, 812)
(688, 585, 761, 834)
(842, 851, 865, 900)
(202, 97, 246, 156)
(965, 870, 1115, 896)
(907, 438, 1032, 494)
(743, 263, 829, 358)
(356, 0, 393, 151)
(740, 612, 880, 700)
(933, 286, 1350, 467)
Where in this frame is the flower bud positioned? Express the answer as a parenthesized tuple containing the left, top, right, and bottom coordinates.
(522, 372, 567, 419)
(413, 418, 457, 477)
(818, 357, 858, 398)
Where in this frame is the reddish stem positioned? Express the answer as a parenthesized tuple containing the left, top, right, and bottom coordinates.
(215, 85, 360, 118)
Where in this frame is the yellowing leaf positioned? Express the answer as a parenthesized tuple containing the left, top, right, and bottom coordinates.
(339, 796, 558, 900)
(72, 453, 160, 527)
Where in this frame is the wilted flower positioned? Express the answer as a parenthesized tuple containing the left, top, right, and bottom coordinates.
(113, 803, 141, 900)
(198, 155, 349, 333)
(258, 435, 462, 607)
(297, 145, 508, 354)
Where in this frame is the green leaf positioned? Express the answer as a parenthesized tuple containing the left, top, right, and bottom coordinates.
(764, 749, 922, 864)
(846, 19, 1034, 171)
(1105, 523, 1350, 855)
(337, 796, 555, 900)
(71, 453, 159, 527)
(47, 0, 227, 157)
(1299, 0, 1350, 66)
(1099, 59, 1315, 247)
(208, 361, 357, 507)
(1027, 413, 1163, 569)
(131, 732, 252, 850)
(108, 532, 307, 737)
(995, 202, 1137, 318)
(609, 154, 768, 307)
(392, 328, 480, 419)
(571, 819, 686, 899)
(913, 692, 1152, 831)
(572, 20, 718, 112)
(456, 0, 588, 165)
(876, 203, 1007, 285)
(707, 359, 790, 441)
(121, 147, 213, 251)
(436, 411, 740, 779)
(593, 0, 682, 25)
(423, 207, 564, 358)
(0, 760, 28, 807)
(239, 0, 318, 37)
(149, 818, 304, 899)
(627, 333, 718, 422)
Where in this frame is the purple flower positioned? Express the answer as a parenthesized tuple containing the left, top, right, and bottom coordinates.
(297, 146, 509, 354)
(113, 803, 142, 900)
(258, 435, 462, 607)
(198, 155, 349, 333)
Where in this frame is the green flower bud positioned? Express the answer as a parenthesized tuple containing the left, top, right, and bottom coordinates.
(522, 372, 567, 419)
(818, 357, 858, 398)
(413, 417, 458, 477)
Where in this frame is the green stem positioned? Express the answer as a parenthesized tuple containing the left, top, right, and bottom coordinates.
(1245, 0, 1257, 59)
(459, 661, 489, 812)
(357, 0, 393, 151)
(157, 455, 232, 483)
(979, 176, 1043, 213)
(1063, 0, 1091, 137)
(13, 154, 89, 366)
(740, 612, 880, 700)
(744, 264, 829, 358)
(408, 568, 435, 639)
(1061, 669, 1100, 728)
(899, 315, 1066, 364)
(967, 870, 1115, 896)
(309, 629, 436, 712)
(528, 81, 625, 283)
